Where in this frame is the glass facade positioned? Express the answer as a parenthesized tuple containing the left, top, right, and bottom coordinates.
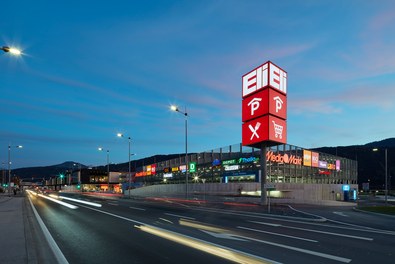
(134, 143, 358, 185)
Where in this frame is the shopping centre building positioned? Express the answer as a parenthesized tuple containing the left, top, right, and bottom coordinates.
(129, 142, 358, 203)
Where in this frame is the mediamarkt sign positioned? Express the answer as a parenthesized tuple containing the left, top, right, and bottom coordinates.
(242, 61, 288, 148)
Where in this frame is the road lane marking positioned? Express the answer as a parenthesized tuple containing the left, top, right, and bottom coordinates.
(200, 230, 248, 241)
(108, 202, 119, 206)
(237, 226, 318, 243)
(333, 212, 349, 217)
(77, 204, 280, 264)
(136, 225, 280, 264)
(235, 234, 352, 263)
(27, 194, 69, 264)
(129, 206, 146, 211)
(165, 213, 195, 220)
(249, 221, 374, 241)
(159, 218, 174, 224)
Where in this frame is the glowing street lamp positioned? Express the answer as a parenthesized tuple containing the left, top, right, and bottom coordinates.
(373, 148, 388, 206)
(117, 133, 133, 198)
(8, 145, 23, 195)
(170, 105, 189, 199)
(1, 46, 22, 55)
(98, 147, 110, 192)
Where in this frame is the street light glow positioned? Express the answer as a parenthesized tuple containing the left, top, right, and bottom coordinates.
(98, 147, 103, 151)
(170, 105, 178, 112)
(117, 133, 123, 138)
(1, 46, 22, 55)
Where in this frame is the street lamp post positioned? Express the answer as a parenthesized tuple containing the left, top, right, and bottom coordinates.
(8, 144, 23, 195)
(170, 105, 189, 199)
(373, 148, 388, 206)
(117, 133, 133, 198)
(1, 46, 22, 55)
(98, 147, 110, 192)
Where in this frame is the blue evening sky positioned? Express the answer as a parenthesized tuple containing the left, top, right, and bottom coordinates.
(1, 0, 395, 168)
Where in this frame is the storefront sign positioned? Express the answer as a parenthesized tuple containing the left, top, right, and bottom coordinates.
(312, 152, 319, 167)
(303, 150, 312, 166)
(179, 165, 186, 172)
(327, 163, 336, 170)
(222, 159, 237, 165)
(224, 165, 240, 171)
(212, 159, 221, 166)
(171, 167, 179, 172)
(163, 167, 171, 173)
(238, 157, 259, 164)
(336, 160, 341, 171)
(163, 173, 173, 178)
(266, 151, 302, 165)
(189, 162, 196, 173)
(318, 161, 327, 169)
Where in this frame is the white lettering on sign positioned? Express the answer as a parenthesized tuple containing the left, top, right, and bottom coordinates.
(242, 62, 287, 98)
(273, 96, 283, 113)
(269, 63, 287, 94)
(242, 63, 268, 98)
(247, 98, 262, 116)
(249, 122, 261, 140)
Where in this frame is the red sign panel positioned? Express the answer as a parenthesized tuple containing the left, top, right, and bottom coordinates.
(242, 61, 287, 98)
(242, 115, 287, 147)
(242, 89, 287, 122)
(312, 152, 319, 168)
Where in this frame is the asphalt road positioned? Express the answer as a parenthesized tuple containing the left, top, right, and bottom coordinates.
(27, 192, 395, 264)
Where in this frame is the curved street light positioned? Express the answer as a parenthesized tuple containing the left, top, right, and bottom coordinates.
(1, 46, 22, 55)
(8, 145, 23, 195)
(98, 147, 110, 192)
(117, 133, 133, 198)
(170, 105, 189, 199)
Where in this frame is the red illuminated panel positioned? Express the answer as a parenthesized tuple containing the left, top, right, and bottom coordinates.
(242, 89, 269, 122)
(268, 89, 287, 120)
(268, 116, 287, 144)
(242, 89, 287, 122)
(242, 115, 287, 147)
(312, 152, 319, 167)
(242, 116, 270, 146)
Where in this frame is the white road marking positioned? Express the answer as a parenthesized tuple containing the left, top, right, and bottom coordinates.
(165, 213, 195, 220)
(249, 221, 374, 241)
(129, 206, 146, 211)
(200, 230, 248, 241)
(236, 234, 352, 263)
(237, 226, 318, 243)
(333, 212, 349, 217)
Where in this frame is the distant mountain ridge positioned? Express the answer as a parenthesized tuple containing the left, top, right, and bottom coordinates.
(11, 139, 395, 189)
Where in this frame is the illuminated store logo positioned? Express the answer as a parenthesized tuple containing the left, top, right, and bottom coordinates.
(312, 152, 319, 167)
(189, 162, 196, 173)
(212, 159, 221, 166)
(238, 157, 259, 164)
(318, 161, 327, 169)
(266, 151, 302, 165)
(222, 159, 237, 165)
(171, 167, 179, 172)
(224, 165, 240, 171)
(163, 173, 173, 178)
(179, 165, 186, 172)
(163, 167, 171, 173)
(303, 150, 312, 166)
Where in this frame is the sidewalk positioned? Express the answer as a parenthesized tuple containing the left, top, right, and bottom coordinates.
(0, 192, 58, 264)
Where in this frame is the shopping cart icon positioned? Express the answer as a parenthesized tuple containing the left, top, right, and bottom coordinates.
(272, 121, 283, 139)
